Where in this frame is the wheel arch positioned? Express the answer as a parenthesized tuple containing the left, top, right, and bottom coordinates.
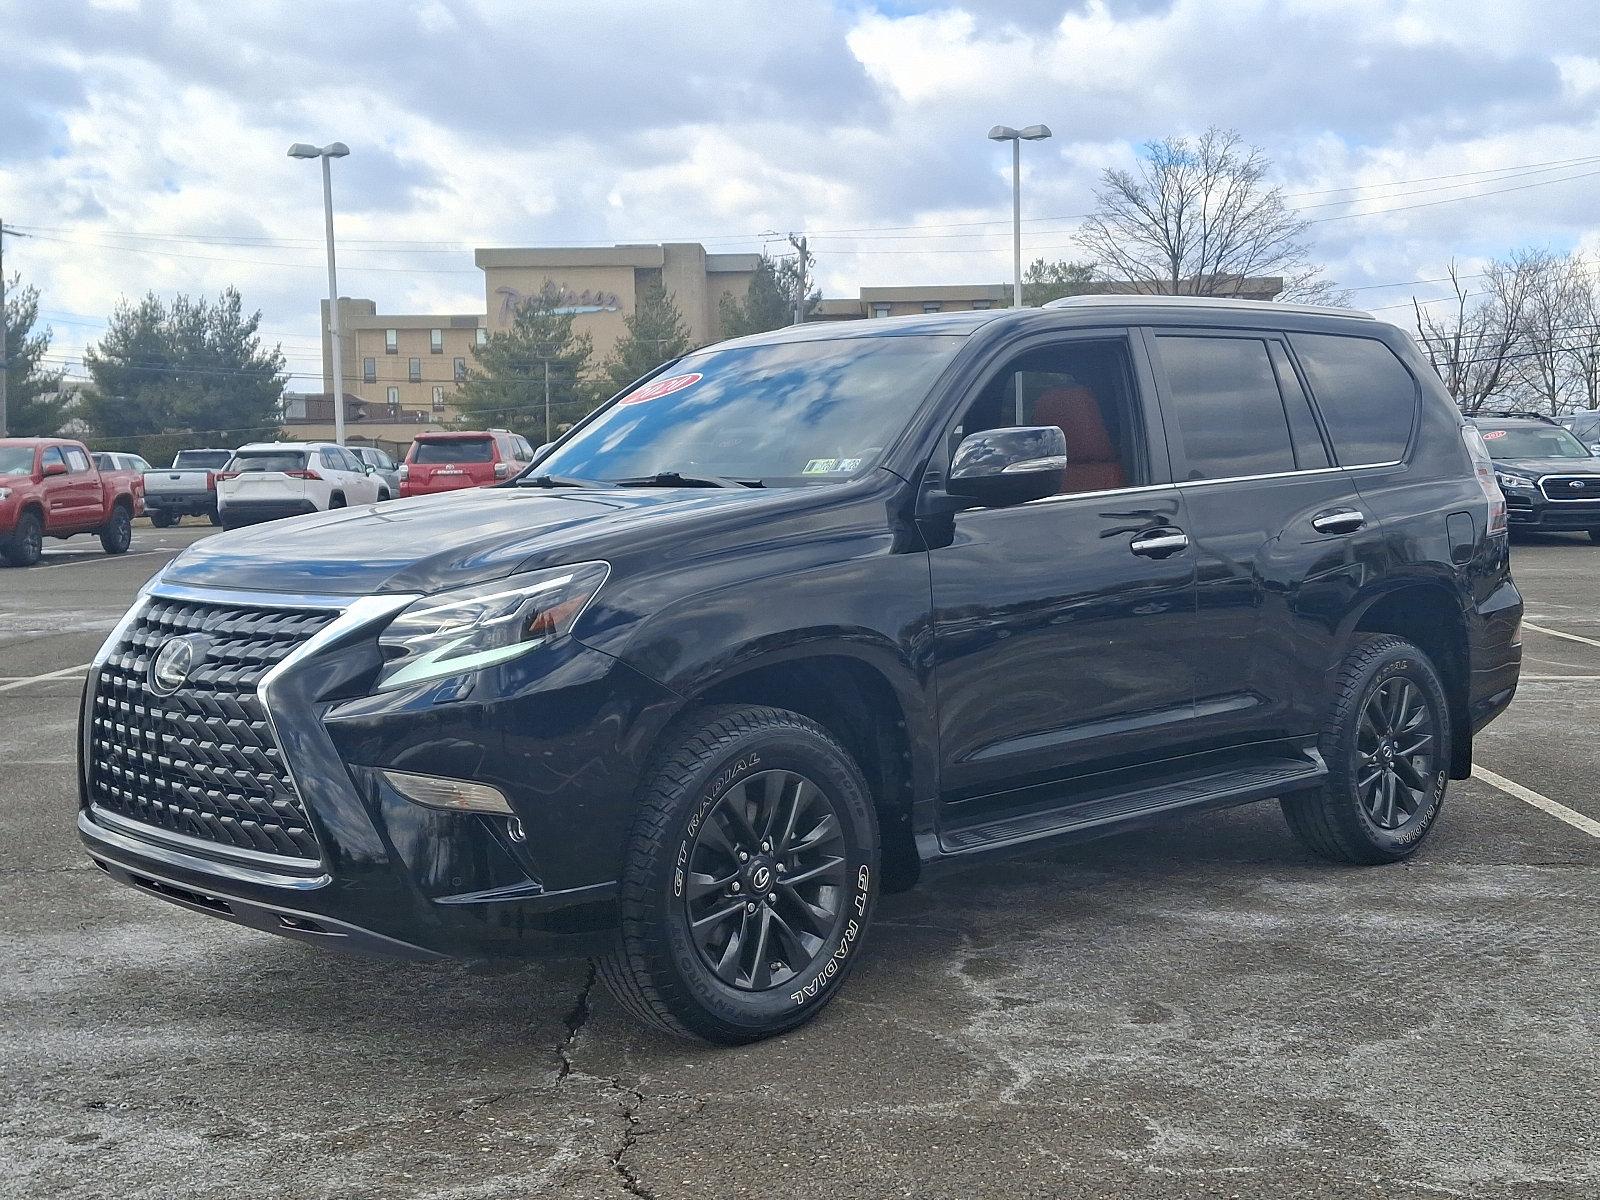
(672, 646, 928, 892)
(1343, 580, 1472, 779)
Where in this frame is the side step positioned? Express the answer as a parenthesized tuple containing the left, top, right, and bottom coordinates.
(936, 753, 1326, 857)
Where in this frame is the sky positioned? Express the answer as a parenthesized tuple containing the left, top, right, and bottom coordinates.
(5, 0, 1600, 390)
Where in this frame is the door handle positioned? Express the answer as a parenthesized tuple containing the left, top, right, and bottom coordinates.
(1311, 509, 1366, 535)
(1129, 528, 1189, 558)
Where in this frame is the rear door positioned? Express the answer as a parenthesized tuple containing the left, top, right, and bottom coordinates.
(60, 446, 102, 530)
(1147, 328, 1384, 754)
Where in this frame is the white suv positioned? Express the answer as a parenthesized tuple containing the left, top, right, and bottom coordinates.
(217, 442, 383, 529)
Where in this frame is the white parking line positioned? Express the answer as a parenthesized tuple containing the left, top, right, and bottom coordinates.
(1522, 620, 1600, 650)
(1473, 766, 1600, 838)
(36, 551, 156, 569)
(0, 663, 91, 694)
(1521, 674, 1600, 681)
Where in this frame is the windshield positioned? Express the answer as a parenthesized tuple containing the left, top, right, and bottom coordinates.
(536, 334, 967, 485)
(1478, 424, 1593, 460)
(230, 450, 308, 473)
(174, 450, 233, 469)
(414, 438, 493, 464)
(0, 447, 35, 476)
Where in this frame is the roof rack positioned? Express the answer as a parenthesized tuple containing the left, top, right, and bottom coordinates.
(1042, 294, 1374, 320)
(1473, 411, 1559, 424)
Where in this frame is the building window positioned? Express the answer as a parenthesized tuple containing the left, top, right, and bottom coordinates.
(922, 302, 942, 313)
(408, 357, 421, 383)
(432, 386, 446, 412)
(971, 299, 992, 310)
(430, 328, 444, 354)
(387, 386, 400, 406)
(476, 327, 488, 347)
(362, 357, 376, 384)
(871, 304, 891, 319)
(385, 329, 398, 354)
(454, 356, 467, 382)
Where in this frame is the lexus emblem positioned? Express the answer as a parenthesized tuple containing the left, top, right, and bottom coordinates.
(149, 635, 203, 696)
(750, 865, 773, 892)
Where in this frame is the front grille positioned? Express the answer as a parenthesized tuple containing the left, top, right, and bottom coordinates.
(87, 596, 339, 863)
(1538, 475, 1600, 501)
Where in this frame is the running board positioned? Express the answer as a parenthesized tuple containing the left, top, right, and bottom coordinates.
(936, 753, 1326, 857)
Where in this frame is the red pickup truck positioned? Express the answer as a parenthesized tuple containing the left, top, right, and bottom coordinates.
(0, 438, 140, 567)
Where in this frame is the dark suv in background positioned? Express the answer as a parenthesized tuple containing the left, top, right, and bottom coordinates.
(1473, 412, 1600, 540)
(78, 297, 1522, 1044)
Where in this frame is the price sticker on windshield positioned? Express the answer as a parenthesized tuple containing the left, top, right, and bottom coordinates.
(1481, 429, 1507, 441)
(619, 372, 702, 405)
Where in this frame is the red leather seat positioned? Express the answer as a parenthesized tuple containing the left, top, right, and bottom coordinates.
(1032, 386, 1126, 494)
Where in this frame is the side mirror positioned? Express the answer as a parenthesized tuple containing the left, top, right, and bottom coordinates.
(365, 463, 377, 474)
(948, 426, 1069, 506)
(42, 461, 68, 478)
(1589, 444, 1600, 457)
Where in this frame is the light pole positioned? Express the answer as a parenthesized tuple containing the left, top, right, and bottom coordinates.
(987, 124, 1052, 308)
(289, 141, 351, 444)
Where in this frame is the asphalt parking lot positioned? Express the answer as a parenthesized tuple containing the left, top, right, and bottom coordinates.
(1, 523, 1596, 1199)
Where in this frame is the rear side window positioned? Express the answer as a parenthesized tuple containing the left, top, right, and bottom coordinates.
(66, 448, 92, 472)
(93, 453, 113, 470)
(1155, 336, 1298, 480)
(232, 451, 309, 473)
(1291, 334, 1418, 466)
(174, 450, 233, 469)
(414, 438, 493, 464)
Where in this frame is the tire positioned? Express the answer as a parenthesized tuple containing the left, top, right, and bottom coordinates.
(1588, 528, 1600, 544)
(148, 511, 175, 529)
(377, 488, 391, 502)
(328, 493, 346, 510)
(220, 512, 247, 531)
(1282, 635, 1451, 865)
(208, 507, 222, 527)
(596, 705, 880, 1044)
(99, 506, 133, 555)
(2, 510, 45, 567)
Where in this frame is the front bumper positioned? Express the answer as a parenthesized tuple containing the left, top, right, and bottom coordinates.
(78, 582, 681, 960)
(1503, 489, 1600, 531)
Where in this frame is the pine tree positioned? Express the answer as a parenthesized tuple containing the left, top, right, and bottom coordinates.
(1020, 258, 1098, 307)
(454, 282, 599, 442)
(80, 288, 286, 455)
(604, 283, 693, 394)
(718, 256, 794, 338)
(3, 274, 72, 436)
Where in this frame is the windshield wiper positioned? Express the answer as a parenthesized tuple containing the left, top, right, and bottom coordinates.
(614, 471, 764, 489)
(515, 473, 613, 488)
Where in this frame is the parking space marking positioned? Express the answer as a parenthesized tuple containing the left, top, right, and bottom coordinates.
(1473, 765, 1600, 838)
(1521, 673, 1600, 680)
(1522, 620, 1600, 650)
(36, 550, 157, 569)
(0, 663, 91, 694)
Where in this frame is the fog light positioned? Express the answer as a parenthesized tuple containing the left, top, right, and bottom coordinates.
(378, 769, 513, 815)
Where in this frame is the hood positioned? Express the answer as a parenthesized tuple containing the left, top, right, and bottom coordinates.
(1491, 456, 1600, 477)
(161, 485, 781, 596)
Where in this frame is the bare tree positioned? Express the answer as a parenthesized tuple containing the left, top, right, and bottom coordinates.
(1413, 258, 1538, 415)
(1075, 128, 1342, 303)
(1561, 256, 1600, 413)
(1508, 250, 1586, 414)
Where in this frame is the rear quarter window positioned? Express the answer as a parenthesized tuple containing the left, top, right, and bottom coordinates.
(1291, 333, 1418, 466)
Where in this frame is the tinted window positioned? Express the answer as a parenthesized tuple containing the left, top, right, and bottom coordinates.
(1569, 411, 1600, 441)
(1292, 334, 1417, 465)
(538, 334, 968, 485)
(92, 453, 113, 470)
(173, 450, 233, 469)
(231, 450, 309, 473)
(1156, 336, 1297, 480)
(414, 438, 494, 464)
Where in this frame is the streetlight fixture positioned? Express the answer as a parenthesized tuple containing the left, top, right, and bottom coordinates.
(987, 124, 1052, 308)
(289, 141, 351, 444)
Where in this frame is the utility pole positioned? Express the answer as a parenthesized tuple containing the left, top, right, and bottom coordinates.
(788, 233, 811, 325)
(0, 216, 8, 438)
(543, 358, 552, 444)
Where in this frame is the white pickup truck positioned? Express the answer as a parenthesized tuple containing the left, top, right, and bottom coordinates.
(141, 448, 233, 527)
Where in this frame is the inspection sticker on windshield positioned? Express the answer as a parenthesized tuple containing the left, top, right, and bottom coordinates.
(620, 372, 702, 405)
(1482, 429, 1508, 441)
(803, 458, 841, 475)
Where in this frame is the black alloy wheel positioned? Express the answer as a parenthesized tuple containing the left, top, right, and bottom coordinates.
(1355, 677, 1439, 830)
(683, 767, 850, 992)
(4, 510, 44, 567)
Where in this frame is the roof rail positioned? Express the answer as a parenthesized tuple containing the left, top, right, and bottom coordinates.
(1473, 410, 1559, 424)
(1042, 294, 1374, 320)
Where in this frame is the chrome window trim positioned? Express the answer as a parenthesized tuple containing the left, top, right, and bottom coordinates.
(1015, 460, 1407, 507)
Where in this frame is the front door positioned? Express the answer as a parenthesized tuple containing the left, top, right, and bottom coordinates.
(923, 332, 1200, 830)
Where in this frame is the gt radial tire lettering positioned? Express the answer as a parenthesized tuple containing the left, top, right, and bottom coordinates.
(790, 864, 870, 1006)
(673, 753, 760, 899)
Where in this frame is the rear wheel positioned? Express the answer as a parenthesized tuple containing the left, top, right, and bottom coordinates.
(99, 506, 133, 555)
(1588, 528, 1600, 544)
(148, 511, 175, 529)
(220, 511, 247, 531)
(1283, 635, 1450, 864)
(207, 506, 222, 527)
(2, 510, 44, 567)
(328, 493, 346, 510)
(596, 705, 879, 1044)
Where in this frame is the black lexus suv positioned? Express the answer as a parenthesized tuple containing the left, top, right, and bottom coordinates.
(78, 296, 1523, 1043)
(1470, 411, 1600, 540)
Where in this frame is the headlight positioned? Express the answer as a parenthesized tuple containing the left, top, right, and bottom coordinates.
(0, 487, 12, 502)
(1495, 471, 1535, 491)
(376, 562, 609, 692)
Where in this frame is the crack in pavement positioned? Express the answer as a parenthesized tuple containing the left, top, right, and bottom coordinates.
(607, 1079, 653, 1200)
(555, 962, 597, 1084)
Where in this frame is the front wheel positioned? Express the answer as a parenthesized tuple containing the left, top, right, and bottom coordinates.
(1588, 528, 1600, 544)
(1282, 635, 1451, 864)
(2, 510, 44, 567)
(596, 705, 880, 1044)
(100, 507, 132, 555)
